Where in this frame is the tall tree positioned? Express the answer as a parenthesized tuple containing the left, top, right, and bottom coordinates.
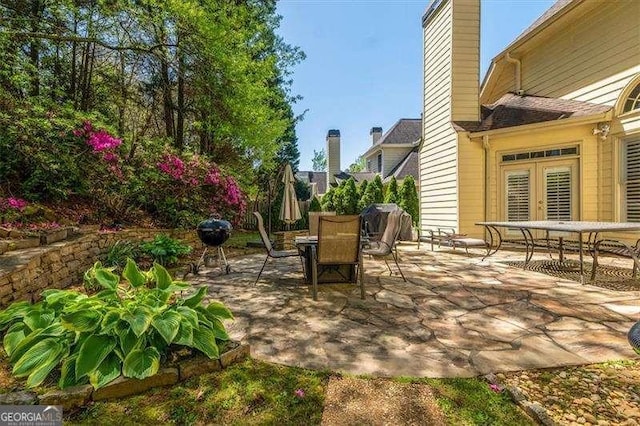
(348, 156, 366, 173)
(399, 176, 419, 226)
(312, 149, 327, 171)
(385, 177, 400, 204)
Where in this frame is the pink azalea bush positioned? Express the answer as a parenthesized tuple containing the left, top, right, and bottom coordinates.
(154, 152, 247, 226)
(72, 121, 124, 180)
(0, 197, 28, 211)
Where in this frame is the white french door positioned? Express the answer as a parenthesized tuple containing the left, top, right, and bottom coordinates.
(502, 159, 579, 235)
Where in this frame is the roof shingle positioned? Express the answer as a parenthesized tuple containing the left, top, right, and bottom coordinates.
(453, 93, 611, 133)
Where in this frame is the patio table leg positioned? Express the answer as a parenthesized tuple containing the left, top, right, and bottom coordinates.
(482, 225, 502, 260)
(519, 228, 535, 266)
(579, 233, 584, 284)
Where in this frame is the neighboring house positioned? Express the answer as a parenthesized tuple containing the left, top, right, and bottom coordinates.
(420, 0, 640, 238)
(318, 123, 421, 191)
(361, 119, 422, 183)
(295, 171, 327, 198)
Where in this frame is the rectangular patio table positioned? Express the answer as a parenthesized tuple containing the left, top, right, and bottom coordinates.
(476, 221, 640, 283)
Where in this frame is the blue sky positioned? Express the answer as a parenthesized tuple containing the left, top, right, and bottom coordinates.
(276, 0, 556, 171)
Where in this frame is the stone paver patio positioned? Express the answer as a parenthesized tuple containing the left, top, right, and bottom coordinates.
(190, 244, 640, 378)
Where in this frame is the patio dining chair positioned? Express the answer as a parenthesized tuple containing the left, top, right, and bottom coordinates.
(253, 211, 303, 285)
(311, 215, 364, 301)
(308, 211, 336, 236)
(362, 209, 407, 281)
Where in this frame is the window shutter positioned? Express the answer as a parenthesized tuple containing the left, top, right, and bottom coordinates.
(545, 169, 571, 221)
(626, 139, 640, 222)
(506, 171, 530, 221)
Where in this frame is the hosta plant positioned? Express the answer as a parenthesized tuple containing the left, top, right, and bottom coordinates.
(139, 234, 192, 266)
(0, 259, 233, 390)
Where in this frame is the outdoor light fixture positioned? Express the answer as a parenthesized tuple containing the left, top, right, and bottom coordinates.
(592, 123, 610, 140)
(628, 321, 640, 355)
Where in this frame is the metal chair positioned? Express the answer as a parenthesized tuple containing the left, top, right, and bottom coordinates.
(363, 210, 407, 281)
(253, 211, 302, 285)
(311, 215, 364, 300)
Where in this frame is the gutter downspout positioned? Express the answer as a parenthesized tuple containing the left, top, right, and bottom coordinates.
(505, 52, 522, 92)
(483, 135, 491, 228)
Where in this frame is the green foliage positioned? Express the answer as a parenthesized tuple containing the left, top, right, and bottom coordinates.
(384, 177, 400, 204)
(337, 178, 360, 215)
(294, 180, 311, 202)
(0, 260, 233, 390)
(312, 149, 327, 172)
(359, 180, 369, 199)
(0, 103, 104, 201)
(347, 156, 366, 173)
(399, 176, 419, 226)
(321, 188, 336, 212)
(0, 0, 305, 226)
(359, 175, 384, 209)
(140, 235, 192, 267)
(309, 197, 322, 212)
(102, 241, 139, 272)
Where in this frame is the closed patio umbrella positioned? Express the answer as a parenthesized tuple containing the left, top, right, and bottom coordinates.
(279, 163, 302, 227)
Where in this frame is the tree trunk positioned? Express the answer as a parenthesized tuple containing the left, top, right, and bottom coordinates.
(118, 52, 126, 135)
(69, 18, 78, 101)
(175, 33, 185, 151)
(199, 109, 210, 154)
(28, 0, 45, 97)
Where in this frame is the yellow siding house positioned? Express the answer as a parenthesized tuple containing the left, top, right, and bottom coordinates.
(420, 0, 640, 238)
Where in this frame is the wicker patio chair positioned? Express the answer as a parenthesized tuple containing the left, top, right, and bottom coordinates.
(363, 209, 407, 281)
(311, 215, 364, 300)
(253, 211, 303, 285)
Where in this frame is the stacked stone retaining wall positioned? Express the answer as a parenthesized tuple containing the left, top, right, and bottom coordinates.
(0, 229, 202, 308)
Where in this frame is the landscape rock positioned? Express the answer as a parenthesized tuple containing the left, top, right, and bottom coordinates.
(0, 391, 38, 405)
(40, 385, 93, 410)
(92, 369, 179, 401)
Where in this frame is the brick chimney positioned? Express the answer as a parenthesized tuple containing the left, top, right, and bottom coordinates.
(370, 127, 382, 145)
(326, 129, 340, 187)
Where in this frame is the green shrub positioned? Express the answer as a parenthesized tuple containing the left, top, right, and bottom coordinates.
(358, 180, 368, 199)
(399, 176, 419, 226)
(309, 196, 322, 212)
(140, 234, 192, 266)
(102, 240, 139, 272)
(384, 177, 400, 204)
(321, 188, 336, 212)
(338, 178, 360, 215)
(359, 175, 384, 209)
(0, 260, 233, 390)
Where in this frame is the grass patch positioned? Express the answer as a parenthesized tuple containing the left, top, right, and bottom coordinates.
(66, 358, 330, 425)
(226, 230, 260, 249)
(396, 376, 535, 425)
(65, 360, 534, 425)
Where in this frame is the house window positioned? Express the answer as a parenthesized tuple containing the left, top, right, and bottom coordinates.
(367, 160, 371, 172)
(501, 146, 578, 163)
(377, 153, 382, 173)
(624, 138, 640, 222)
(623, 84, 640, 113)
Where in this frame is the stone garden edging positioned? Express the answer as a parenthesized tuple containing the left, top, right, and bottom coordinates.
(0, 227, 202, 308)
(0, 342, 250, 411)
(484, 373, 555, 426)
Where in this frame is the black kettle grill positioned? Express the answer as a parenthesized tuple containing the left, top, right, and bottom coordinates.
(190, 218, 232, 275)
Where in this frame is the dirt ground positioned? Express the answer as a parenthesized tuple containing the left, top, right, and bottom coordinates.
(320, 376, 446, 426)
